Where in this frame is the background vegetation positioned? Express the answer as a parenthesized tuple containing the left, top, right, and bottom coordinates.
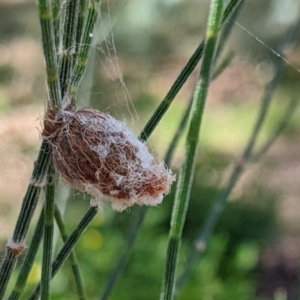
(0, 0, 300, 299)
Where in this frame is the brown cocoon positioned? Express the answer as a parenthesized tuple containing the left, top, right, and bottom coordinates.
(43, 106, 175, 211)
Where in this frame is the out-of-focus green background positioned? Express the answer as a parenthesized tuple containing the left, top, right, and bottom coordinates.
(1, 0, 300, 299)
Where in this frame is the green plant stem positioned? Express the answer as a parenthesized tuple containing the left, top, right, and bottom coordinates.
(160, 1, 223, 299)
(176, 14, 300, 291)
(8, 209, 44, 300)
(54, 205, 88, 300)
(252, 96, 299, 162)
(38, 0, 61, 109)
(214, 0, 245, 61)
(59, 0, 80, 96)
(41, 164, 55, 300)
(139, 0, 242, 142)
(28, 207, 98, 300)
(165, 50, 234, 167)
(0, 141, 50, 298)
(52, 0, 60, 50)
(212, 50, 234, 79)
(138, 43, 205, 143)
(76, 0, 87, 55)
(70, 0, 100, 95)
(101, 207, 147, 300)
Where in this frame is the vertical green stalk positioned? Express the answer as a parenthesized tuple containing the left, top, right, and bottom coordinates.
(101, 207, 147, 300)
(160, 1, 223, 299)
(41, 164, 55, 300)
(38, 0, 61, 109)
(138, 42, 204, 142)
(59, 0, 80, 96)
(70, 0, 100, 95)
(54, 205, 88, 300)
(8, 209, 44, 300)
(52, 0, 60, 50)
(76, 0, 87, 55)
(214, 0, 245, 61)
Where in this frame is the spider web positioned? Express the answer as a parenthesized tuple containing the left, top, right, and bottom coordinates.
(76, 0, 141, 131)
(76, 0, 300, 135)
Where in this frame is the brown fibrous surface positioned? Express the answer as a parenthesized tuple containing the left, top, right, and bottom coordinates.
(42, 106, 175, 211)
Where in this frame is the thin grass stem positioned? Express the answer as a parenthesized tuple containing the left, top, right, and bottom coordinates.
(28, 207, 98, 300)
(252, 96, 299, 162)
(8, 209, 44, 300)
(52, 0, 60, 50)
(70, 0, 100, 95)
(54, 205, 88, 300)
(212, 50, 234, 80)
(160, 1, 224, 299)
(41, 164, 55, 300)
(138, 40, 203, 142)
(38, 0, 62, 109)
(59, 0, 80, 97)
(0, 141, 50, 298)
(76, 0, 87, 56)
